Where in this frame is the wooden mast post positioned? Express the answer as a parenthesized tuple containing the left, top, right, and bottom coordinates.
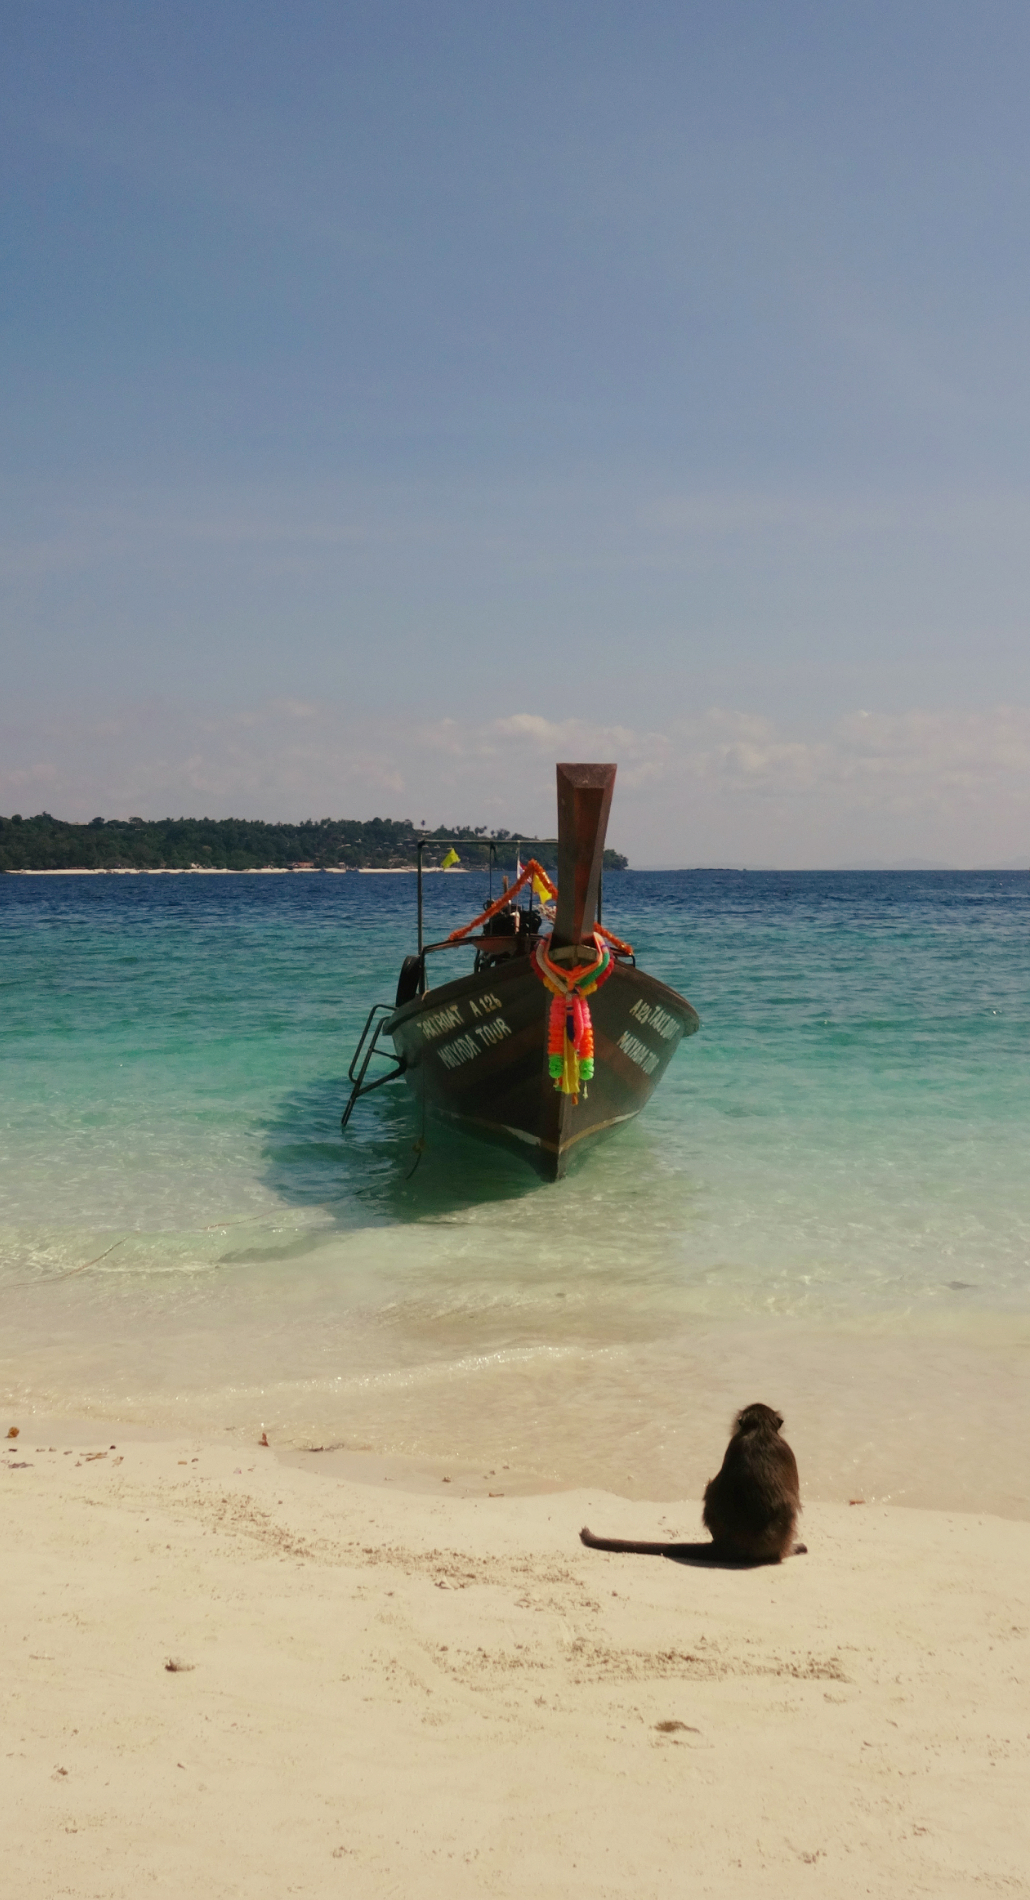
(551, 762, 616, 949)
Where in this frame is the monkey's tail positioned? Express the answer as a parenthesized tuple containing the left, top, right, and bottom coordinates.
(580, 1527, 809, 1563)
(580, 1527, 709, 1557)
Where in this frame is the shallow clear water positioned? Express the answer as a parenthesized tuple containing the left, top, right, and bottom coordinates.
(2, 869, 1029, 1514)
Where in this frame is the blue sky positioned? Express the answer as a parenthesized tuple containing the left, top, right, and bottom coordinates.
(3, 1, 1030, 862)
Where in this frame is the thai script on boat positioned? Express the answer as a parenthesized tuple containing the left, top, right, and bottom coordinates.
(438, 1017, 513, 1069)
(420, 1002, 465, 1040)
(617, 1030, 660, 1076)
(629, 997, 679, 1041)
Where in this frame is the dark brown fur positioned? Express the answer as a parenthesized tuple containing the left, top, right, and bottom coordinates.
(581, 1403, 804, 1567)
(701, 1402, 800, 1561)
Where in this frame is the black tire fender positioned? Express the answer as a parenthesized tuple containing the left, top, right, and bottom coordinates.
(395, 955, 423, 1007)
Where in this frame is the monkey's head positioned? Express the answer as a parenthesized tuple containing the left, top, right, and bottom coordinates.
(733, 1403, 784, 1435)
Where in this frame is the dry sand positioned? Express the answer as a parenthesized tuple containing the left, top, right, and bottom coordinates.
(3, 1424, 1029, 1898)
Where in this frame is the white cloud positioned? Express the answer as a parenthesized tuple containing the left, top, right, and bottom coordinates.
(3, 700, 1030, 866)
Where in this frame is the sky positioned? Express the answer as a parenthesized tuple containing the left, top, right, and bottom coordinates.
(3, 0, 1030, 865)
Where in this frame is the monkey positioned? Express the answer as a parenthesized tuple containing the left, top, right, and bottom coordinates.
(581, 1403, 805, 1566)
(700, 1402, 802, 1560)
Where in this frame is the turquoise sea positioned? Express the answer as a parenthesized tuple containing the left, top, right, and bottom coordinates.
(2, 869, 1028, 1515)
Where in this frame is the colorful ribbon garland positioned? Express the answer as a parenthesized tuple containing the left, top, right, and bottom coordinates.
(445, 868, 634, 1103)
(531, 933, 618, 1103)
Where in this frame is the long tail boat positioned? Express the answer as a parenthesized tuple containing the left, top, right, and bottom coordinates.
(341, 763, 700, 1181)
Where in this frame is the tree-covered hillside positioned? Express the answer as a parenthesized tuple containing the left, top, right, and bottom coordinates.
(0, 812, 628, 874)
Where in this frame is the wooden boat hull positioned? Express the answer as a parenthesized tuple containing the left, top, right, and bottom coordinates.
(387, 952, 699, 1181)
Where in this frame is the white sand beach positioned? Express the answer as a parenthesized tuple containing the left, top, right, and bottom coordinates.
(4, 1423, 1029, 1898)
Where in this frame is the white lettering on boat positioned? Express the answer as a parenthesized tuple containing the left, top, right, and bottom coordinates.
(437, 1016, 513, 1069)
(475, 1015, 512, 1049)
(420, 1002, 465, 1040)
(617, 1030, 660, 1076)
(629, 998, 679, 1041)
(468, 992, 502, 1019)
(439, 1033, 481, 1069)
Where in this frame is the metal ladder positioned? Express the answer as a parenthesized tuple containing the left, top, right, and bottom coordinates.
(340, 1004, 407, 1129)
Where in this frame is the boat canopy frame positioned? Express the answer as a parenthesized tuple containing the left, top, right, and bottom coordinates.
(406, 832, 616, 954)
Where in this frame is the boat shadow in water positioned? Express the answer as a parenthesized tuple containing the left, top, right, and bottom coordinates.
(259, 1073, 543, 1227)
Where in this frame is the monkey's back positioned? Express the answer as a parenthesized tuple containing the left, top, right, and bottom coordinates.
(702, 1418, 799, 1561)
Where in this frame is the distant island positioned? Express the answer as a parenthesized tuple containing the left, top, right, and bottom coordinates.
(0, 812, 628, 874)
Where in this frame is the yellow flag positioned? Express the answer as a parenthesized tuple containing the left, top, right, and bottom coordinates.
(440, 847, 460, 869)
(532, 870, 552, 903)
